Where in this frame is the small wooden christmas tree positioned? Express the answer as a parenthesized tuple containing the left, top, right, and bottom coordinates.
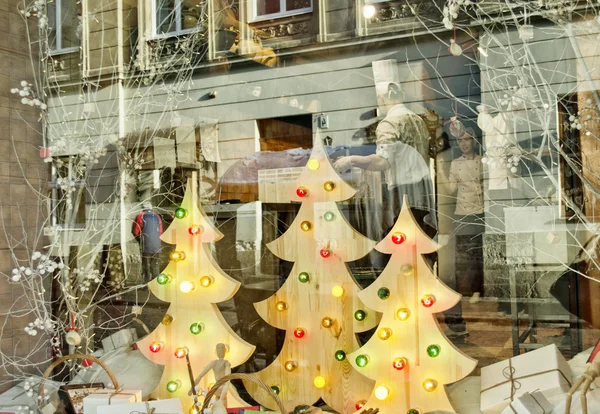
(245, 143, 377, 413)
(138, 174, 255, 413)
(348, 196, 476, 413)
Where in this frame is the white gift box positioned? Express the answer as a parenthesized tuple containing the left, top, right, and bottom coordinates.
(96, 398, 183, 414)
(83, 389, 142, 414)
(101, 328, 138, 352)
(500, 391, 554, 414)
(480, 344, 571, 413)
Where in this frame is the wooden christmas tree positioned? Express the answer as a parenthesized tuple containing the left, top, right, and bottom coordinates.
(138, 175, 255, 413)
(348, 196, 477, 413)
(244, 144, 377, 413)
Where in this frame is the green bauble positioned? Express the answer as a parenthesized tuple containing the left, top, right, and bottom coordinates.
(377, 287, 391, 299)
(298, 272, 310, 283)
(427, 344, 441, 358)
(270, 385, 280, 395)
(354, 310, 367, 321)
(334, 350, 346, 361)
(174, 207, 187, 219)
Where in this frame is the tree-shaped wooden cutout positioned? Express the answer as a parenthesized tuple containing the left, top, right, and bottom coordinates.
(138, 174, 255, 413)
(245, 143, 378, 413)
(348, 196, 477, 413)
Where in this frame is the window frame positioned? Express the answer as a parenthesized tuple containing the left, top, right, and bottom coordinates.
(48, 0, 79, 56)
(151, 0, 205, 39)
(250, 0, 313, 23)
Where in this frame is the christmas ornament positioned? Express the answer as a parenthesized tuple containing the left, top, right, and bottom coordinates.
(449, 116, 465, 138)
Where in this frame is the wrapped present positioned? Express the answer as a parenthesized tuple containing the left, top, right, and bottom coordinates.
(83, 389, 142, 414)
(96, 399, 183, 414)
(500, 391, 554, 414)
(480, 344, 571, 413)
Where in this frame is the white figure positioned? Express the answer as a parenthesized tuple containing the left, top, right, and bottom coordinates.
(191, 343, 231, 414)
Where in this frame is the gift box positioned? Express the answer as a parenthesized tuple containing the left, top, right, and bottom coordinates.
(480, 344, 571, 413)
(83, 389, 142, 414)
(96, 399, 183, 414)
(500, 391, 554, 414)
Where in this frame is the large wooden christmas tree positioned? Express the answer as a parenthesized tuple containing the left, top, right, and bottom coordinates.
(138, 175, 255, 413)
(244, 143, 377, 413)
(348, 197, 476, 413)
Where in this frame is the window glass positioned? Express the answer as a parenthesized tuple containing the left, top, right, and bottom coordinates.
(256, 0, 280, 16)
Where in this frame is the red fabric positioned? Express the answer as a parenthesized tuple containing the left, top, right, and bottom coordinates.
(132, 213, 145, 237)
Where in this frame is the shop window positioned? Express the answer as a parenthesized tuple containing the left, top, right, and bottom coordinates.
(47, 0, 80, 54)
(252, 0, 312, 22)
(153, 0, 206, 38)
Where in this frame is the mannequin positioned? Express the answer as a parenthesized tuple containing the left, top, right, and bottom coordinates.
(132, 202, 163, 283)
(334, 59, 435, 234)
(190, 343, 231, 413)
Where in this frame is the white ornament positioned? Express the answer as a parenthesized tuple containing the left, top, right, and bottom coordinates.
(449, 116, 465, 137)
(20, 80, 28, 87)
(449, 39, 462, 56)
(65, 330, 82, 346)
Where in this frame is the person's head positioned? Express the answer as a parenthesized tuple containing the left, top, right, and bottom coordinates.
(216, 343, 228, 358)
(457, 128, 477, 155)
(376, 82, 404, 114)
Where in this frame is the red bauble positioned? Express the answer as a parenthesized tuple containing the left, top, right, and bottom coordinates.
(320, 249, 331, 258)
(149, 341, 162, 353)
(296, 187, 308, 198)
(391, 232, 406, 245)
(421, 294, 436, 308)
(82, 358, 93, 367)
(293, 328, 305, 339)
(355, 400, 367, 410)
(188, 225, 202, 236)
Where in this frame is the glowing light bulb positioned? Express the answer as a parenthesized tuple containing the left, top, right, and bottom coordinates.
(157, 273, 171, 285)
(300, 221, 312, 231)
(377, 327, 392, 340)
(200, 275, 214, 287)
(174, 347, 189, 359)
(355, 354, 369, 368)
(180, 281, 195, 293)
(334, 350, 346, 361)
(162, 314, 174, 325)
(314, 376, 326, 388)
(293, 328, 305, 339)
(166, 380, 181, 393)
(421, 294, 436, 308)
(355, 400, 367, 410)
(392, 232, 406, 244)
(323, 211, 335, 222)
(427, 344, 441, 358)
(400, 264, 413, 275)
(363, 4, 375, 19)
(149, 341, 163, 353)
(307, 159, 320, 170)
(354, 310, 366, 321)
(270, 385, 280, 395)
(423, 378, 437, 392)
(298, 272, 310, 283)
(188, 225, 203, 235)
(331, 285, 344, 297)
(284, 361, 297, 372)
(378, 287, 390, 300)
(296, 187, 308, 198)
(321, 317, 333, 328)
(170, 251, 186, 261)
(375, 385, 389, 400)
(189, 322, 203, 335)
(397, 308, 411, 321)
(323, 181, 335, 192)
(320, 248, 331, 258)
(393, 357, 407, 370)
(174, 208, 187, 219)
(275, 301, 288, 311)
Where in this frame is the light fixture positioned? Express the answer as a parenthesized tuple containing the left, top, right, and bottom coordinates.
(298, 272, 310, 283)
(170, 251, 186, 261)
(200, 275, 214, 287)
(421, 294, 436, 308)
(323, 181, 335, 192)
(162, 314, 174, 325)
(423, 378, 438, 392)
(296, 187, 308, 198)
(320, 248, 331, 258)
(293, 328, 305, 339)
(393, 357, 407, 370)
(397, 308, 410, 321)
(354, 310, 366, 321)
(377, 328, 392, 340)
(188, 225, 203, 235)
(301, 221, 312, 231)
(427, 345, 441, 358)
(313, 376, 326, 388)
(174, 208, 187, 219)
(190, 323, 204, 335)
(334, 350, 346, 361)
(392, 232, 406, 244)
(180, 281, 195, 293)
(270, 385, 280, 395)
(174, 347, 189, 359)
(363, 4, 375, 19)
(331, 285, 344, 297)
(307, 159, 320, 170)
(375, 385, 389, 400)
(321, 317, 333, 328)
(378, 287, 390, 300)
(157, 273, 171, 285)
(355, 400, 367, 410)
(323, 211, 335, 222)
(284, 361, 297, 372)
(149, 341, 164, 353)
(355, 354, 369, 368)
(400, 264, 413, 275)
(166, 380, 181, 393)
(276, 301, 288, 311)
